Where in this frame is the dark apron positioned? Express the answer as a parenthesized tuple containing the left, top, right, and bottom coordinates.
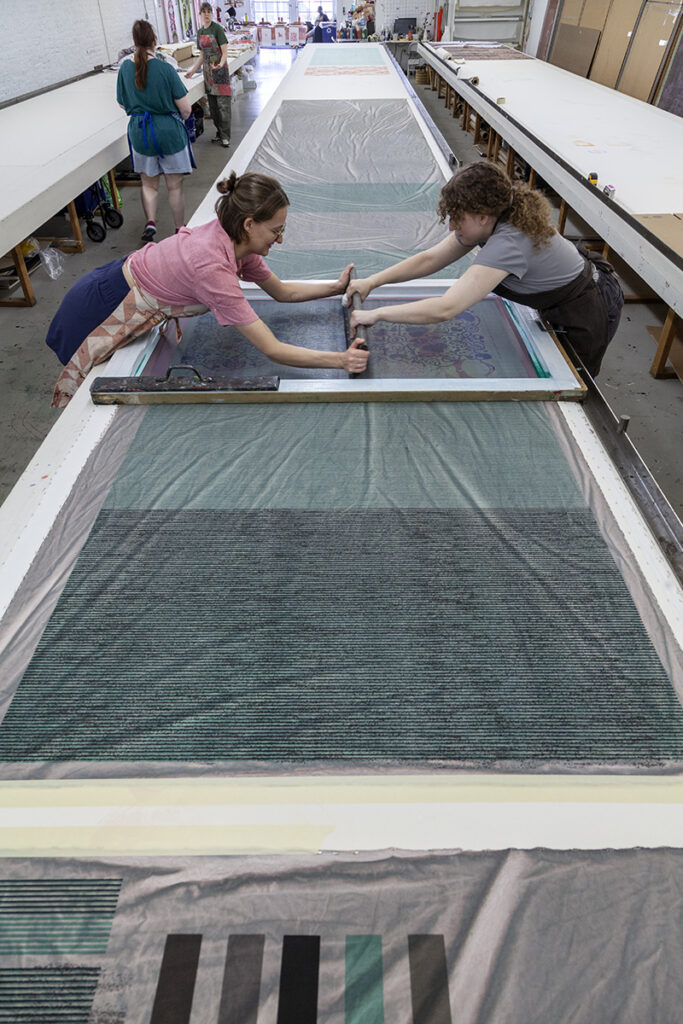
(493, 251, 615, 377)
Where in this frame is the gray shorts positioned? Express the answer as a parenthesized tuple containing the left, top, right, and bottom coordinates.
(131, 145, 193, 177)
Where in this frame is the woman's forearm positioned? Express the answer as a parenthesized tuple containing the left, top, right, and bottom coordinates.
(279, 279, 343, 303)
(368, 296, 455, 326)
(237, 319, 344, 369)
(364, 251, 437, 291)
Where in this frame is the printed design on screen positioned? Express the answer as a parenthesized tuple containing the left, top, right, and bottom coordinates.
(178, 299, 347, 379)
(360, 295, 538, 379)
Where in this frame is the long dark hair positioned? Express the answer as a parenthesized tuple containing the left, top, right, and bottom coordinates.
(133, 20, 156, 90)
(437, 162, 556, 249)
(216, 172, 290, 242)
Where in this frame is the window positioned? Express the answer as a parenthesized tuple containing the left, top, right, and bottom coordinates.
(299, 2, 329, 24)
(252, 1, 291, 22)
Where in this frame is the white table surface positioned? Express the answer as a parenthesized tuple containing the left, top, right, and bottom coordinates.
(0, 55, 271, 255)
(420, 46, 683, 217)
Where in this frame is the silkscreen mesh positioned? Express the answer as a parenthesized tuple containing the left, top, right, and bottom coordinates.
(176, 296, 538, 381)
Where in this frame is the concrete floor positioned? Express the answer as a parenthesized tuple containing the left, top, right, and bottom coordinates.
(0, 47, 681, 515)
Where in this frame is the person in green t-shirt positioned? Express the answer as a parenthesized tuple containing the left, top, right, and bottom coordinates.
(117, 19, 194, 242)
(185, 2, 231, 148)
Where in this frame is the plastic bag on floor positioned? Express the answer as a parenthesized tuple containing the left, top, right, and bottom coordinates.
(39, 247, 65, 279)
(243, 64, 257, 90)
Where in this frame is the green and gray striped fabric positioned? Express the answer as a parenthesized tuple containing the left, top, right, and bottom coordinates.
(0, 880, 121, 955)
(0, 403, 680, 767)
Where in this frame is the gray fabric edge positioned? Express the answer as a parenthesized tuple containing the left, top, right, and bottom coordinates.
(546, 403, 683, 702)
(0, 757, 682, 780)
(0, 407, 146, 721)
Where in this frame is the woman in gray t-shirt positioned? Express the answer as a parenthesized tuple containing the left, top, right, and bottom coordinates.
(349, 162, 623, 376)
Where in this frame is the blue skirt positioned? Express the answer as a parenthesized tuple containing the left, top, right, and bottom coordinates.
(46, 258, 129, 365)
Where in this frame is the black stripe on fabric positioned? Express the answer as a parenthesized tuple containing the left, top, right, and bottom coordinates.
(149, 934, 202, 1024)
(408, 935, 452, 1024)
(218, 934, 264, 1024)
(276, 935, 320, 1024)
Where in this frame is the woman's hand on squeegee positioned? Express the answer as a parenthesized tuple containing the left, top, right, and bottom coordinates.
(350, 308, 377, 336)
(334, 264, 354, 295)
(345, 276, 374, 304)
(341, 338, 370, 374)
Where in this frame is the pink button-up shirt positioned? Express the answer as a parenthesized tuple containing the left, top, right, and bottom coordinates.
(128, 219, 272, 326)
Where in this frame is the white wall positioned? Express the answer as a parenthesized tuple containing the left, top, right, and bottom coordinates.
(375, 1, 436, 37)
(0, 0, 165, 104)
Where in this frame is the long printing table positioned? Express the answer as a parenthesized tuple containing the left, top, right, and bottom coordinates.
(417, 41, 683, 377)
(0, 44, 681, 1022)
(0, 44, 254, 307)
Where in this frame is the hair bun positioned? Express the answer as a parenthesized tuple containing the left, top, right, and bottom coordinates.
(217, 172, 238, 196)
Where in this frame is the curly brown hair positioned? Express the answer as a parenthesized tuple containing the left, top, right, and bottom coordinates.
(215, 172, 290, 243)
(437, 162, 556, 249)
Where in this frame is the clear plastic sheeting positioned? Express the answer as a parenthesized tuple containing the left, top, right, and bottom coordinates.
(261, 211, 460, 281)
(0, 850, 680, 1024)
(248, 100, 444, 187)
(247, 99, 464, 280)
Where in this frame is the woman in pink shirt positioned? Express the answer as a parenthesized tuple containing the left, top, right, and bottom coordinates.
(48, 172, 369, 406)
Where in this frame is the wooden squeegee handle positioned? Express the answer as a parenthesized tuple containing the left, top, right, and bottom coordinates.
(348, 267, 368, 351)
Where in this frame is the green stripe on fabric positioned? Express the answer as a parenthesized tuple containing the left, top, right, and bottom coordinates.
(1, 509, 680, 765)
(0, 916, 114, 955)
(0, 880, 121, 955)
(0, 968, 100, 1024)
(262, 248, 457, 281)
(104, 403, 586, 512)
(346, 936, 384, 1024)
(284, 183, 442, 213)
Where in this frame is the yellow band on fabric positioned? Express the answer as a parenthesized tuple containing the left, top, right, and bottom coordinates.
(0, 775, 682, 807)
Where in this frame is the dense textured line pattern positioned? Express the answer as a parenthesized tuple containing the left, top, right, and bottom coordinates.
(0, 967, 100, 1023)
(1, 509, 680, 765)
(0, 880, 121, 955)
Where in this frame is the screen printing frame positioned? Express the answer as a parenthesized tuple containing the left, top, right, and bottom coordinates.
(109, 283, 582, 405)
(234, 282, 584, 401)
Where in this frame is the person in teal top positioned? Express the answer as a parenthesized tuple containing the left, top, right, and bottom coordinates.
(185, 2, 231, 148)
(117, 19, 193, 242)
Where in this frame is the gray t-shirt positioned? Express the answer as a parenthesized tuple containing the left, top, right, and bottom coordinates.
(471, 222, 584, 295)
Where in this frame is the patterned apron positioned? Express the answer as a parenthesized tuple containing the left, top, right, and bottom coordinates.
(200, 31, 231, 96)
(52, 262, 208, 408)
